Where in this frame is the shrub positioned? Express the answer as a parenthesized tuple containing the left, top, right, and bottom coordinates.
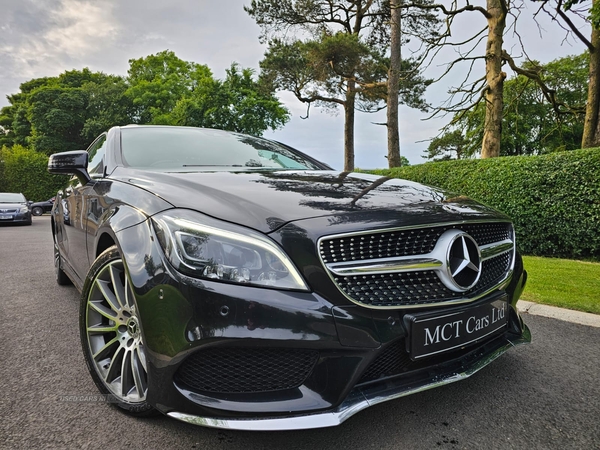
(0, 145, 68, 201)
(368, 148, 600, 260)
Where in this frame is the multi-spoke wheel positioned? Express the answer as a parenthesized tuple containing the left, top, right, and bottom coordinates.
(80, 245, 156, 415)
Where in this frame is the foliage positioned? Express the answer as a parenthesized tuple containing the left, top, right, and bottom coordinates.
(0, 51, 289, 156)
(0, 69, 134, 155)
(81, 76, 134, 140)
(0, 145, 67, 200)
(125, 50, 213, 125)
(248, 0, 437, 170)
(27, 85, 89, 154)
(171, 64, 289, 135)
(259, 35, 390, 110)
(428, 53, 589, 160)
(521, 256, 600, 314)
(425, 129, 472, 160)
(532, 0, 600, 149)
(368, 148, 600, 260)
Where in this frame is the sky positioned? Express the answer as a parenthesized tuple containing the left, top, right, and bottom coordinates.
(0, 0, 589, 169)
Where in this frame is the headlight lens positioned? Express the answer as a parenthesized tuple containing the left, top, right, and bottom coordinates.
(19, 206, 29, 213)
(152, 210, 308, 291)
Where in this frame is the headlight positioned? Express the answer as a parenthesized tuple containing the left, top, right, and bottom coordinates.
(152, 210, 309, 291)
(19, 207, 29, 213)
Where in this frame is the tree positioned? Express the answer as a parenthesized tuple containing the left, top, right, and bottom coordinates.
(399, 0, 591, 158)
(259, 34, 388, 170)
(27, 85, 89, 154)
(0, 69, 134, 154)
(0, 77, 54, 148)
(125, 50, 213, 124)
(425, 129, 472, 160)
(398, 0, 520, 158)
(246, 0, 435, 171)
(387, 0, 402, 167)
(81, 75, 134, 140)
(426, 53, 589, 159)
(533, 0, 600, 148)
(171, 64, 289, 135)
(0, 53, 290, 153)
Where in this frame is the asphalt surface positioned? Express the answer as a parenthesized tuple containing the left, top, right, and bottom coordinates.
(1, 216, 599, 450)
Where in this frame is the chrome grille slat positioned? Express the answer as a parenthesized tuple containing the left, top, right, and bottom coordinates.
(319, 221, 515, 309)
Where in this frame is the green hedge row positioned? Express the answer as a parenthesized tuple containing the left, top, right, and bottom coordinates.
(0, 145, 67, 202)
(368, 148, 600, 260)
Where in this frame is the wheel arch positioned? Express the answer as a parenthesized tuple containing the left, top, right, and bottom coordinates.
(96, 232, 117, 258)
(90, 204, 150, 264)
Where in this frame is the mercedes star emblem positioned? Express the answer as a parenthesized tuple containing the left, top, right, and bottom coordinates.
(436, 230, 482, 292)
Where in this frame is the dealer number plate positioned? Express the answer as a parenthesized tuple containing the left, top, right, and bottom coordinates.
(407, 298, 508, 360)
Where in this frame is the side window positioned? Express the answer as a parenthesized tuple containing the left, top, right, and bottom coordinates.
(87, 134, 107, 177)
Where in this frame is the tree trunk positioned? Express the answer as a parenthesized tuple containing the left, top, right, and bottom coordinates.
(582, 26, 600, 149)
(344, 81, 356, 171)
(481, 0, 507, 158)
(387, 0, 402, 168)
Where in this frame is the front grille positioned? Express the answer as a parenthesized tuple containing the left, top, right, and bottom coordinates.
(334, 252, 511, 307)
(359, 340, 412, 383)
(0, 209, 17, 214)
(320, 222, 512, 264)
(175, 348, 319, 394)
(320, 221, 514, 308)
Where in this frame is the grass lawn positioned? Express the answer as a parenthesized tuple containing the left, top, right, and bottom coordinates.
(521, 256, 600, 315)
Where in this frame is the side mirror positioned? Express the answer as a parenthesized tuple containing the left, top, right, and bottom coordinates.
(48, 151, 91, 184)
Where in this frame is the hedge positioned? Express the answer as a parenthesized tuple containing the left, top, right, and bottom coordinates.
(367, 148, 600, 260)
(0, 145, 67, 202)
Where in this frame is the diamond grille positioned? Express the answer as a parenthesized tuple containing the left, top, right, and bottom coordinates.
(175, 348, 319, 394)
(320, 222, 512, 264)
(321, 222, 513, 307)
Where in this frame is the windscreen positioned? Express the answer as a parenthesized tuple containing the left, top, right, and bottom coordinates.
(0, 193, 25, 203)
(120, 127, 324, 171)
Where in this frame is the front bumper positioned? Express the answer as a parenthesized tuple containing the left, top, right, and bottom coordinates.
(0, 212, 31, 224)
(117, 219, 530, 430)
(168, 324, 530, 430)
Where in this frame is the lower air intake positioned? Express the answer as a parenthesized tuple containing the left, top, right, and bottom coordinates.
(175, 347, 319, 394)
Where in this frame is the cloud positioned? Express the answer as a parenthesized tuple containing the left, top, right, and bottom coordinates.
(45, 0, 118, 58)
(0, 0, 118, 80)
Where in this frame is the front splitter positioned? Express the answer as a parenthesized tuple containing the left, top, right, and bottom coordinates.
(167, 325, 531, 431)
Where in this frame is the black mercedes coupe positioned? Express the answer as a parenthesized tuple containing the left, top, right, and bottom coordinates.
(48, 125, 530, 430)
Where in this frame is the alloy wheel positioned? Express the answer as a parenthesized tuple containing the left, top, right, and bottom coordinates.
(84, 259, 148, 403)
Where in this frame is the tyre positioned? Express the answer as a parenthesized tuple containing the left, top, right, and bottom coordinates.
(79, 245, 157, 416)
(54, 240, 71, 285)
(32, 206, 44, 216)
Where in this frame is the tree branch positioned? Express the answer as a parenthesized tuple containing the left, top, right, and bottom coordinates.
(501, 50, 586, 115)
(398, 2, 493, 20)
